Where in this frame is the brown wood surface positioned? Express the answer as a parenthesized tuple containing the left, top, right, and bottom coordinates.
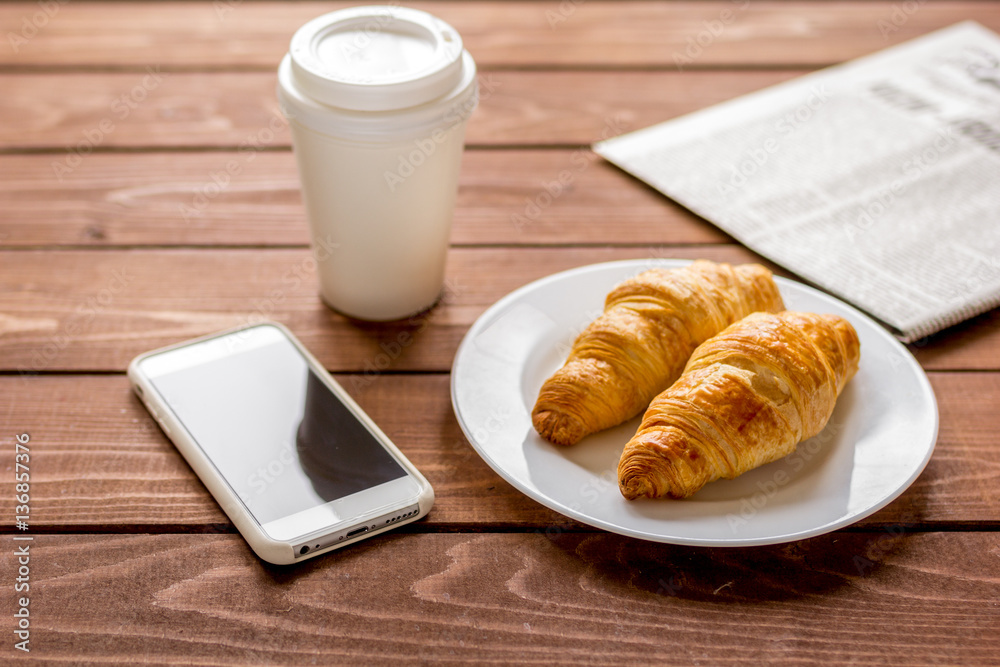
(0, 245, 1000, 374)
(1, 532, 999, 664)
(2, 0, 999, 663)
(2, 2, 999, 69)
(0, 151, 729, 247)
(1, 70, 799, 148)
(1, 247, 999, 372)
(0, 372, 997, 530)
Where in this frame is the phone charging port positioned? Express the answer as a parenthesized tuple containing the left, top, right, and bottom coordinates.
(347, 526, 369, 538)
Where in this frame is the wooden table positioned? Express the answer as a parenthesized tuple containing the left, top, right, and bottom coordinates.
(2, 1, 999, 663)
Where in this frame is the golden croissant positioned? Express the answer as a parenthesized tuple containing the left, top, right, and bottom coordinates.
(532, 260, 785, 446)
(618, 311, 860, 500)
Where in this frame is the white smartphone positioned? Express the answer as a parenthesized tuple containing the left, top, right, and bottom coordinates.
(127, 321, 434, 565)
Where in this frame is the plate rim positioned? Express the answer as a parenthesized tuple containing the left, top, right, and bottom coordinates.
(451, 258, 939, 546)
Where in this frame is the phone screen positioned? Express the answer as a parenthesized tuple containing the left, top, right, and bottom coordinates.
(146, 333, 408, 528)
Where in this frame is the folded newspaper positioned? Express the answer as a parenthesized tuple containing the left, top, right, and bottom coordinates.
(595, 21, 1000, 342)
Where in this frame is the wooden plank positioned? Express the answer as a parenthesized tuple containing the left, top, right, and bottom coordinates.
(0, 372, 996, 529)
(1, 532, 997, 664)
(1, 247, 998, 373)
(0, 151, 729, 247)
(910, 313, 1000, 371)
(2, 2, 998, 69)
(0, 246, 770, 374)
(0, 70, 799, 149)
(0, 374, 561, 529)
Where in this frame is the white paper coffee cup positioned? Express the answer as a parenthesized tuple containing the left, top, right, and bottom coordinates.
(277, 6, 478, 321)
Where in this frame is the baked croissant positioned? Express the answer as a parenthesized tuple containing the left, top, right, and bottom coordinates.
(618, 311, 860, 500)
(532, 260, 785, 446)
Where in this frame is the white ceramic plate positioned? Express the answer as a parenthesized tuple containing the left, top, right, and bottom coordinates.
(451, 259, 938, 546)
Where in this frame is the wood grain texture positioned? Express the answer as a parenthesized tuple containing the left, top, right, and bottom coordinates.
(0, 151, 729, 247)
(0, 374, 561, 529)
(1, 0, 998, 662)
(1, 247, 998, 373)
(0, 372, 996, 529)
(1, 532, 998, 664)
(2, 2, 998, 69)
(0, 70, 799, 149)
(0, 246, 774, 373)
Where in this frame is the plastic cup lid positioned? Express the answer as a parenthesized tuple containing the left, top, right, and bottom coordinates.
(289, 6, 467, 112)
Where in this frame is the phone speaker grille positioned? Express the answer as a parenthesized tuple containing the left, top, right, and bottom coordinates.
(293, 503, 421, 558)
